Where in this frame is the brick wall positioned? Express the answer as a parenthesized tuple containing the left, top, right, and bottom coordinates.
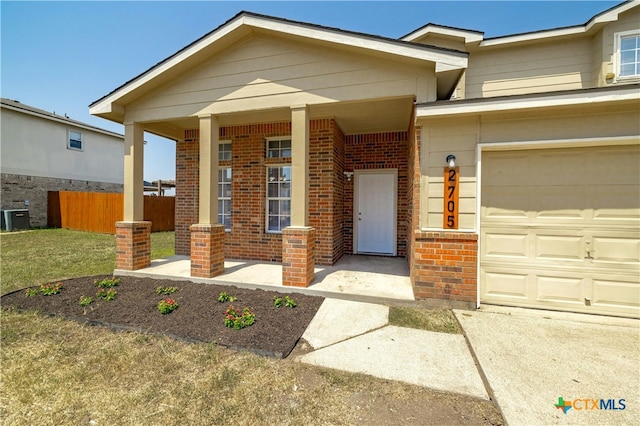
(344, 132, 408, 256)
(175, 132, 199, 255)
(115, 221, 151, 270)
(1, 173, 122, 228)
(412, 231, 477, 308)
(175, 121, 408, 266)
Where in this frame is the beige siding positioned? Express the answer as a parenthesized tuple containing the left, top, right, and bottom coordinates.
(420, 117, 478, 230)
(125, 34, 434, 123)
(479, 106, 640, 144)
(465, 37, 593, 98)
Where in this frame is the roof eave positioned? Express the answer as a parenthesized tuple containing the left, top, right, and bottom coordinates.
(416, 84, 640, 118)
(89, 11, 468, 120)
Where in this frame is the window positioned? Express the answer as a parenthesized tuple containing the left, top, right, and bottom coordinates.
(218, 168, 232, 230)
(616, 31, 640, 79)
(266, 166, 291, 232)
(218, 141, 232, 230)
(68, 130, 83, 150)
(267, 138, 291, 158)
(219, 141, 232, 161)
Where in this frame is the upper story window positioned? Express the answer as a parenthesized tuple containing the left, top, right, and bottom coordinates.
(68, 130, 83, 150)
(266, 137, 291, 158)
(616, 30, 640, 79)
(219, 140, 232, 161)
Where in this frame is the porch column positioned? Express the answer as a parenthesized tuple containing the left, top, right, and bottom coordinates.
(116, 122, 150, 271)
(282, 105, 315, 287)
(191, 115, 225, 278)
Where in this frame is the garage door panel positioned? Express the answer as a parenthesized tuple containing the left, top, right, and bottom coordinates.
(592, 278, 640, 315)
(592, 235, 640, 265)
(532, 186, 588, 220)
(482, 270, 529, 299)
(481, 187, 529, 219)
(483, 232, 528, 259)
(481, 145, 640, 318)
(536, 275, 586, 304)
(535, 234, 584, 262)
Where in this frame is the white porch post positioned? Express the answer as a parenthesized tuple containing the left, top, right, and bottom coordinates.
(283, 104, 314, 287)
(190, 114, 225, 278)
(117, 122, 150, 271)
(198, 114, 219, 224)
(290, 105, 309, 226)
(123, 122, 144, 221)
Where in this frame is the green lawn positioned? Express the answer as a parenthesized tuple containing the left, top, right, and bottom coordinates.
(0, 229, 174, 294)
(0, 229, 498, 425)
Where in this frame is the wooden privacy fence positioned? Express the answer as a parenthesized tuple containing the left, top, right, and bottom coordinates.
(48, 191, 175, 234)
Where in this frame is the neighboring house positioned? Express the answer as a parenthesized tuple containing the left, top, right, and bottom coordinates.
(1, 98, 124, 227)
(90, 1, 639, 317)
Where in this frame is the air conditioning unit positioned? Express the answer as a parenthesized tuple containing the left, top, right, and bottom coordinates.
(3, 209, 30, 231)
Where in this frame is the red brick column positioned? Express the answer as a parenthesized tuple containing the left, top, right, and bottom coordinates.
(190, 224, 225, 278)
(116, 221, 151, 270)
(282, 227, 315, 287)
(412, 231, 478, 308)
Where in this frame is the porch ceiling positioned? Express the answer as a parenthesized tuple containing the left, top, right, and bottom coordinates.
(145, 96, 414, 139)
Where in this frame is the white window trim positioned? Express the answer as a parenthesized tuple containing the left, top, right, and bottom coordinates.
(68, 129, 83, 151)
(218, 139, 232, 162)
(613, 29, 640, 82)
(265, 136, 292, 159)
(265, 164, 291, 234)
(218, 167, 232, 232)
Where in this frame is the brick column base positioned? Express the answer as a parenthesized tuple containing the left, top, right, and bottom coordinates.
(282, 226, 315, 287)
(116, 221, 151, 270)
(412, 231, 478, 309)
(190, 224, 225, 278)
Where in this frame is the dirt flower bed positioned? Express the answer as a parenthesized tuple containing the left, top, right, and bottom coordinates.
(1, 276, 324, 358)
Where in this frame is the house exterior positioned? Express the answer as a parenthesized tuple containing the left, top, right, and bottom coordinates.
(1, 98, 124, 227)
(90, 1, 639, 318)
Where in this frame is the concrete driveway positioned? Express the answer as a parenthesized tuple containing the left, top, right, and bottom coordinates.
(455, 306, 639, 425)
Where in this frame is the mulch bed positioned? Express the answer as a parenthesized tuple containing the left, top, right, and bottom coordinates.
(1, 276, 324, 358)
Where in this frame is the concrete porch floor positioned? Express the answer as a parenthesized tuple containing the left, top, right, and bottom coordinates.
(115, 254, 414, 304)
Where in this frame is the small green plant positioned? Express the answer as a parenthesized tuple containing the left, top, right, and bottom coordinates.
(224, 305, 255, 329)
(284, 295, 297, 308)
(24, 288, 39, 297)
(39, 282, 63, 296)
(274, 295, 297, 308)
(218, 292, 237, 303)
(95, 277, 120, 288)
(79, 296, 94, 306)
(157, 298, 179, 314)
(155, 286, 179, 295)
(96, 288, 117, 302)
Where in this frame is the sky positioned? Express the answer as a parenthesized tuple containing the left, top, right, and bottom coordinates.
(1, 0, 622, 185)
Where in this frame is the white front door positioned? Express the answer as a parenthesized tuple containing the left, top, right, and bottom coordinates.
(355, 171, 396, 255)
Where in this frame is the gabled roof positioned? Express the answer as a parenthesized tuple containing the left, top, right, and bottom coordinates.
(401, 24, 484, 44)
(403, 0, 638, 47)
(1, 98, 123, 139)
(89, 11, 468, 120)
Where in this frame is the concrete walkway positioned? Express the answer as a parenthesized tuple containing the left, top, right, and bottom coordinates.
(295, 299, 489, 401)
(296, 299, 640, 426)
(456, 306, 639, 426)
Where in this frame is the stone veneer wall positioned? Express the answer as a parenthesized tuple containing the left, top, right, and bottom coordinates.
(0, 173, 122, 228)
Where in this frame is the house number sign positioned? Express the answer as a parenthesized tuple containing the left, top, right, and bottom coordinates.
(443, 166, 459, 229)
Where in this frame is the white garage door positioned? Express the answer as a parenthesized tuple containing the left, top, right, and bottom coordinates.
(481, 144, 640, 318)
